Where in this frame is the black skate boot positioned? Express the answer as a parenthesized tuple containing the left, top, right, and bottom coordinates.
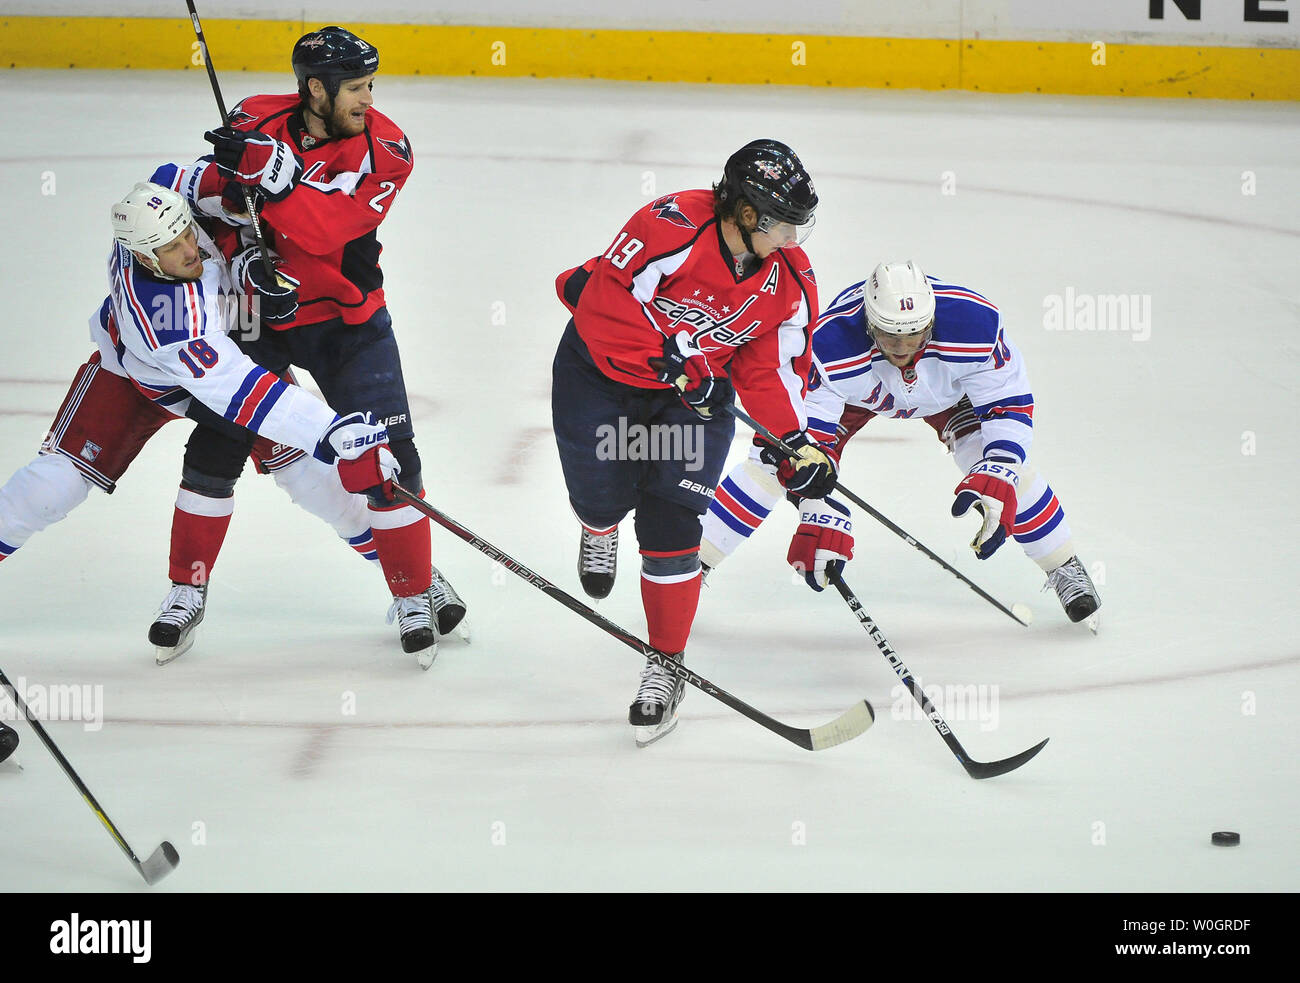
(387, 591, 438, 669)
(629, 652, 687, 747)
(429, 565, 469, 639)
(149, 583, 208, 666)
(578, 526, 618, 599)
(0, 721, 18, 765)
(1046, 556, 1101, 626)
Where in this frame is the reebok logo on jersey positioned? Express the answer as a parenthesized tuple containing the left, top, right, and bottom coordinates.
(650, 195, 696, 230)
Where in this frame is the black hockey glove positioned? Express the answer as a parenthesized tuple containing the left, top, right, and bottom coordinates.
(759, 431, 840, 500)
(204, 126, 302, 200)
(231, 246, 300, 326)
(648, 330, 734, 421)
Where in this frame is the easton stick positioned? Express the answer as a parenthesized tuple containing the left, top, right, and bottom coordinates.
(0, 667, 180, 884)
(388, 483, 875, 751)
(828, 574, 1048, 779)
(725, 402, 1032, 628)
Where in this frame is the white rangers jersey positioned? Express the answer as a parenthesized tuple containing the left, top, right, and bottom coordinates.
(806, 276, 1034, 464)
(88, 164, 337, 453)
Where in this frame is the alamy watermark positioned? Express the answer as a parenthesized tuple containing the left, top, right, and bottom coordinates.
(595, 417, 705, 471)
(891, 677, 999, 732)
(1043, 287, 1151, 341)
(1, 676, 104, 732)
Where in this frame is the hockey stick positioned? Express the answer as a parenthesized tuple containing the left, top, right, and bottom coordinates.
(388, 483, 875, 751)
(827, 574, 1048, 778)
(184, 0, 277, 280)
(725, 402, 1032, 627)
(0, 667, 180, 884)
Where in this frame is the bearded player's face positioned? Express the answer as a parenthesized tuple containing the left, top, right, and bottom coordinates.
(323, 75, 374, 137)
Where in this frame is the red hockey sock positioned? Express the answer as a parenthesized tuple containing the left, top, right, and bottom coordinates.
(640, 563, 702, 655)
(169, 488, 235, 585)
(370, 498, 432, 596)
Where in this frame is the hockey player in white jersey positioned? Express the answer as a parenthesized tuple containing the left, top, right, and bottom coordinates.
(701, 261, 1101, 625)
(0, 174, 406, 663)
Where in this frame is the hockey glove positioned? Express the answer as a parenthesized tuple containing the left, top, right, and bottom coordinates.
(314, 412, 401, 497)
(788, 497, 854, 591)
(759, 432, 839, 500)
(648, 330, 734, 420)
(230, 246, 300, 327)
(204, 126, 303, 201)
(952, 457, 1019, 559)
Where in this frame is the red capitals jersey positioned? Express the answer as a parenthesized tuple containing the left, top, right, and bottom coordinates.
(556, 189, 819, 437)
(211, 93, 414, 328)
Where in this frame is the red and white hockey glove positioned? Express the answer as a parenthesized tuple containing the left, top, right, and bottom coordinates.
(787, 497, 854, 591)
(759, 432, 840, 500)
(204, 126, 303, 200)
(951, 457, 1019, 559)
(314, 412, 401, 497)
(648, 330, 735, 420)
(230, 246, 300, 327)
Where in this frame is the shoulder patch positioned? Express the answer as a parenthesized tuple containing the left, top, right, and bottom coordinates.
(649, 195, 697, 230)
(377, 135, 411, 163)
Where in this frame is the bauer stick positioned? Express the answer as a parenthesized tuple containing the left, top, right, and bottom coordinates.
(827, 574, 1048, 778)
(0, 667, 180, 884)
(726, 402, 1032, 627)
(388, 483, 875, 751)
(184, 0, 278, 280)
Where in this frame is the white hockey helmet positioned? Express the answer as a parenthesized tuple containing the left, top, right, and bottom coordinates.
(110, 182, 194, 275)
(863, 261, 936, 337)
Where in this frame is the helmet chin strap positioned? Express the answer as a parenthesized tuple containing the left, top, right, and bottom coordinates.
(303, 91, 339, 138)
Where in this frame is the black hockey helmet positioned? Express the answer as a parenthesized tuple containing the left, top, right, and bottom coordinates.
(292, 26, 379, 100)
(716, 139, 818, 227)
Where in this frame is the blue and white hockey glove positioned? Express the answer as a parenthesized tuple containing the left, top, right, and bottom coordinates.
(648, 330, 734, 420)
(952, 457, 1019, 559)
(314, 412, 400, 496)
(204, 126, 303, 200)
(787, 497, 854, 591)
(231, 246, 300, 326)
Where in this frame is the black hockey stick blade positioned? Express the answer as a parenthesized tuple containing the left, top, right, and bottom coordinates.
(138, 841, 181, 885)
(389, 483, 875, 752)
(956, 738, 1050, 780)
(829, 575, 1047, 778)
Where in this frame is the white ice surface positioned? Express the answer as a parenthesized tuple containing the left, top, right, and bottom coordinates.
(0, 71, 1297, 892)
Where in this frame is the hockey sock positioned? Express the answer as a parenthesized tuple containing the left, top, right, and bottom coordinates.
(700, 452, 783, 569)
(370, 497, 432, 596)
(168, 488, 234, 585)
(0, 454, 92, 564)
(270, 456, 378, 565)
(640, 549, 702, 654)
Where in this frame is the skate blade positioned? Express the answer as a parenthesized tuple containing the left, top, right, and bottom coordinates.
(634, 716, 679, 749)
(155, 635, 196, 667)
(415, 645, 438, 671)
(1085, 612, 1101, 635)
(0, 756, 22, 773)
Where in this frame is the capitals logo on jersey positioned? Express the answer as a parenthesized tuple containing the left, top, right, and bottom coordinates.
(377, 136, 411, 163)
(650, 195, 696, 230)
(651, 293, 762, 348)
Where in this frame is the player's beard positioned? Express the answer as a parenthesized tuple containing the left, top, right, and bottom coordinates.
(324, 98, 365, 139)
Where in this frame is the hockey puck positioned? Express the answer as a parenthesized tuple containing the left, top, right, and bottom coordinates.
(1211, 831, 1240, 846)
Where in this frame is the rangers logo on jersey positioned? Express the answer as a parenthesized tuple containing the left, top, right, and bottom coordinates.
(650, 195, 696, 230)
(80, 440, 102, 462)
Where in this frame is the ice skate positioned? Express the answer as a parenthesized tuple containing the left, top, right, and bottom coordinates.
(578, 526, 618, 600)
(429, 565, 469, 641)
(387, 591, 438, 669)
(629, 652, 687, 747)
(149, 583, 208, 666)
(0, 721, 19, 767)
(1045, 556, 1101, 631)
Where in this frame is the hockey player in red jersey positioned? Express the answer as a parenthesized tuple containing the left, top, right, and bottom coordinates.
(163, 26, 467, 666)
(0, 178, 400, 667)
(552, 139, 836, 746)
